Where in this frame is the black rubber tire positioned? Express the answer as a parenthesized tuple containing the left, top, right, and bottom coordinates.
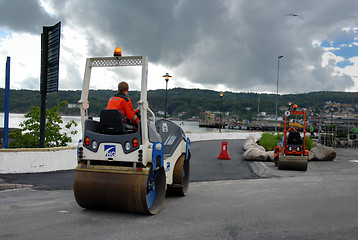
(167, 153, 190, 196)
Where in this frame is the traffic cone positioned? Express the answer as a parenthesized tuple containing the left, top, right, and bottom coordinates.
(217, 141, 231, 160)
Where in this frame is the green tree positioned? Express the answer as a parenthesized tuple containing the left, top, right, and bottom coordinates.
(8, 101, 78, 148)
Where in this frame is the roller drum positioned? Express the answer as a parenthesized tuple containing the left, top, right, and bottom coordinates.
(278, 158, 308, 171)
(74, 167, 166, 214)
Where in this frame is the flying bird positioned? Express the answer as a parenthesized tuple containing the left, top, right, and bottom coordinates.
(285, 13, 303, 19)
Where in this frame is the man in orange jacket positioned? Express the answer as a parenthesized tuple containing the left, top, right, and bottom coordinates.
(107, 81, 139, 127)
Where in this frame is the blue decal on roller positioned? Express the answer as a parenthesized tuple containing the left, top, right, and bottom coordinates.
(166, 162, 170, 172)
(104, 145, 116, 157)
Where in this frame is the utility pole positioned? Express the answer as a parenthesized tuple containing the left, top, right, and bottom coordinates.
(275, 56, 284, 132)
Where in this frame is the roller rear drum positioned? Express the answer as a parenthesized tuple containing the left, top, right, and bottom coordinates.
(74, 167, 166, 215)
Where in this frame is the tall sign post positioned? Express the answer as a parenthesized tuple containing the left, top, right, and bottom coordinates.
(40, 22, 61, 148)
(3, 57, 11, 149)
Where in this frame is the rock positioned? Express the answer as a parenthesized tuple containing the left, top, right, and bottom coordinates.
(335, 139, 348, 148)
(335, 139, 341, 147)
(340, 140, 348, 148)
(243, 136, 259, 150)
(267, 151, 274, 161)
(243, 142, 259, 150)
(257, 145, 266, 152)
(244, 147, 268, 161)
(308, 151, 315, 161)
(310, 144, 336, 161)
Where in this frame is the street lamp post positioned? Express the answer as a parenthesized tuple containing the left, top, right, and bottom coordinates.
(162, 73, 172, 119)
(275, 56, 284, 132)
(220, 93, 223, 133)
(330, 108, 334, 124)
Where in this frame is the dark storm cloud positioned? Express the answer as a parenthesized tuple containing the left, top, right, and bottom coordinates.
(48, 0, 358, 92)
(0, 0, 57, 33)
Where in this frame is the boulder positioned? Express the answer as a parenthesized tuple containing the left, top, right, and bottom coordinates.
(267, 151, 274, 161)
(243, 136, 258, 150)
(310, 144, 336, 161)
(335, 139, 348, 148)
(244, 147, 268, 161)
(257, 145, 266, 152)
(243, 141, 259, 151)
(246, 136, 256, 142)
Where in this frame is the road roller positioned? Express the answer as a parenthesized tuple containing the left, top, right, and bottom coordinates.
(273, 106, 309, 171)
(74, 48, 191, 214)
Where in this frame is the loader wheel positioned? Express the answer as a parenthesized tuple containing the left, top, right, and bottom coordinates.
(167, 153, 190, 196)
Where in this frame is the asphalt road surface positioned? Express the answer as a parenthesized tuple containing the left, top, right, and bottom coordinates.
(1, 141, 358, 240)
(0, 139, 257, 190)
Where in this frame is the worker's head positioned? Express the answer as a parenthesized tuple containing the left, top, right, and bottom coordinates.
(118, 81, 129, 94)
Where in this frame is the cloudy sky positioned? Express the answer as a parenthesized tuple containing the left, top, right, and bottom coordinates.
(0, 0, 358, 94)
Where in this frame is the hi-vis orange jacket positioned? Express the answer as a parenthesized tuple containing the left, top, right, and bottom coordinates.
(106, 92, 139, 126)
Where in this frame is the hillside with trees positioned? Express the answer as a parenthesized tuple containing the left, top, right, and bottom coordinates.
(1, 88, 358, 120)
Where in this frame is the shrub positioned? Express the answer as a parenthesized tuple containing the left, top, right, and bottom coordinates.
(8, 101, 78, 148)
(259, 132, 314, 151)
(305, 136, 314, 150)
(259, 132, 283, 151)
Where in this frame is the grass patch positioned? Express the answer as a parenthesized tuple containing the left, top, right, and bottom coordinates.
(259, 132, 314, 151)
(305, 136, 314, 150)
(259, 132, 283, 151)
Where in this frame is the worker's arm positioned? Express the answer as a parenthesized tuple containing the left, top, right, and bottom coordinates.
(124, 99, 139, 126)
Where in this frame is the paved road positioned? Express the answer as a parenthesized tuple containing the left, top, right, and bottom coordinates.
(1, 142, 358, 240)
(0, 139, 257, 190)
(190, 140, 258, 181)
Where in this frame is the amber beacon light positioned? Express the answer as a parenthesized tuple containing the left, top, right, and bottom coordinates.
(113, 47, 122, 57)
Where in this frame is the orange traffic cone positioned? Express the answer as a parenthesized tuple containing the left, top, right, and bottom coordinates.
(217, 141, 231, 160)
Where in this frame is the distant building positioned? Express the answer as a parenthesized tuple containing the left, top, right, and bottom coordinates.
(67, 103, 78, 108)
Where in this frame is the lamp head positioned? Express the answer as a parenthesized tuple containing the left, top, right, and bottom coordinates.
(162, 73, 172, 81)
